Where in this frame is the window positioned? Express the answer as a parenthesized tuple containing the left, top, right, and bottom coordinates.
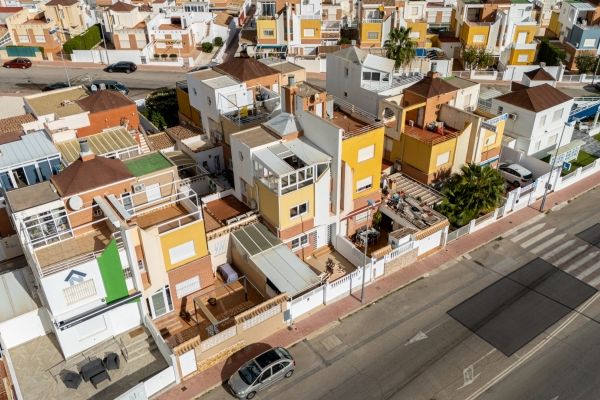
(121, 192, 134, 212)
(272, 363, 286, 375)
(534, 140, 541, 151)
(409, 31, 420, 39)
(497, 106, 503, 114)
(175, 276, 201, 298)
(145, 183, 161, 202)
(436, 151, 450, 166)
(516, 32, 528, 44)
(464, 93, 472, 106)
(260, 368, 272, 382)
(34, 34, 45, 43)
(169, 240, 196, 265)
(367, 32, 378, 40)
(517, 54, 529, 63)
(344, 67, 349, 77)
(362, 71, 381, 81)
(261, 2, 275, 16)
(344, 91, 348, 97)
(552, 108, 563, 122)
(472, 34, 485, 44)
(17, 34, 28, 43)
(411, 7, 419, 15)
(291, 234, 309, 251)
(548, 133, 558, 145)
(290, 202, 308, 218)
(356, 176, 373, 192)
(358, 145, 375, 162)
(539, 115, 547, 127)
(485, 134, 497, 146)
(263, 29, 275, 37)
(303, 28, 315, 37)
(63, 280, 97, 305)
(355, 210, 369, 223)
(584, 38, 596, 47)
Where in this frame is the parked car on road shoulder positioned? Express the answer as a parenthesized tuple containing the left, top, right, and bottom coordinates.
(105, 61, 137, 74)
(89, 79, 129, 95)
(228, 347, 294, 399)
(3, 57, 32, 69)
(42, 82, 70, 91)
(499, 163, 533, 187)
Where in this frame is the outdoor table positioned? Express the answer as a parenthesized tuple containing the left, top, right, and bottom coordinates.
(90, 370, 110, 388)
(80, 359, 105, 382)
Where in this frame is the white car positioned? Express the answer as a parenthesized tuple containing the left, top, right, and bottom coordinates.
(499, 163, 533, 187)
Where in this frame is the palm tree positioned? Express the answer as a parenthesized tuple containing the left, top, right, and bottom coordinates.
(384, 27, 417, 70)
(436, 164, 505, 227)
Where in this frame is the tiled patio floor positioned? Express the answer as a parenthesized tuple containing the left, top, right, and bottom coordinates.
(9, 331, 168, 400)
(306, 249, 356, 281)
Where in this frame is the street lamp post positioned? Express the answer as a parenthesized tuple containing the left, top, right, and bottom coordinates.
(94, 10, 109, 64)
(360, 199, 376, 304)
(539, 120, 575, 211)
(56, 36, 71, 87)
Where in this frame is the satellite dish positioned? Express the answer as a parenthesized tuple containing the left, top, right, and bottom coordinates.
(69, 195, 83, 211)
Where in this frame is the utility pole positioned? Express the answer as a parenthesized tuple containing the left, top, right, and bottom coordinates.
(360, 199, 376, 303)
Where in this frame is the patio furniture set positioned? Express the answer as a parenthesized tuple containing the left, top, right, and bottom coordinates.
(61, 353, 120, 390)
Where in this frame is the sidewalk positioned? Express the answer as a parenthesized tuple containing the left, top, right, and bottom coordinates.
(32, 60, 188, 73)
(157, 170, 600, 400)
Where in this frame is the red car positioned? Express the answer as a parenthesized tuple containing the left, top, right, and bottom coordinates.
(3, 58, 32, 69)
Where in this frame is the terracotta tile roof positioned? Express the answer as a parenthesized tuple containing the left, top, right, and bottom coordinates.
(147, 131, 175, 150)
(214, 12, 233, 27)
(0, 114, 35, 137)
(0, 6, 23, 12)
(495, 84, 572, 113)
(405, 73, 458, 98)
(524, 68, 555, 81)
(76, 90, 134, 113)
(361, 0, 395, 5)
(165, 125, 203, 141)
(510, 81, 528, 91)
(45, 0, 78, 6)
(107, 1, 137, 11)
(214, 57, 279, 82)
(138, 4, 152, 12)
(51, 155, 134, 196)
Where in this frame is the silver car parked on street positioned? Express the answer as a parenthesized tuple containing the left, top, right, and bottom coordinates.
(228, 347, 295, 399)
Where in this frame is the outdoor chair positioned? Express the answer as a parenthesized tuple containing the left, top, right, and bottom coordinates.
(103, 353, 120, 370)
(61, 370, 82, 389)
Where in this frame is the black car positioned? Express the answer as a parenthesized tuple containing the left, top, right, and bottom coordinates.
(42, 82, 70, 91)
(105, 61, 137, 74)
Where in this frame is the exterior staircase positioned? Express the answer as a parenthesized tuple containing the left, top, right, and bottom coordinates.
(118, 327, 158, 363)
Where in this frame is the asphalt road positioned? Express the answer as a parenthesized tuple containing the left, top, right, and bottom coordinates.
(0, 65, 188, 99)
(199, 186, 600, 400)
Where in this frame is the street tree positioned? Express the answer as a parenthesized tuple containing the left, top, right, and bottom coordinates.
(384, 27, 417, 70)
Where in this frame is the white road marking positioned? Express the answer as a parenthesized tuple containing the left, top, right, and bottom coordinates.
(564, 251, 599, 273)
(576, 260, 600, 280)
(464, 292, 600, 400)
(521, 229, 556, 249)
(552, 245, 588, 267)
(510, 223, 546, 242)
(544, 240, 576, 258)
(529, 234, 567, 254)
(405, 331, 428, 345)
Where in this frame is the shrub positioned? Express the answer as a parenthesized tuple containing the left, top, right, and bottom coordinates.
(169, 53, 178, 58)
(62, 24, 102, 54)
(201, 42, 214, 53)
(153, 53, 160, 59)
(160, 53, 168, 59)
(338, 37, 351, 45)
(537, 38, 566, 66)
(213, 36, 223, 47)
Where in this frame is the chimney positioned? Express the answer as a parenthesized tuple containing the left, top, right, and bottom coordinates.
(282, 76, 298, 114)
(79, 139, 95, 162)
(426, 70, 440, 79)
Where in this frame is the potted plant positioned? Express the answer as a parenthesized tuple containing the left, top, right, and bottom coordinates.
(160, 53, 168, 59)
(169, 53, 177, 59)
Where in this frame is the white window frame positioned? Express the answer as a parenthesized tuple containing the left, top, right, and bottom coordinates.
(356, 176, 373, 192)
(584, 38, 596, 47)
(436, 151, 450, 166)
(145, 183, 161, 202)
(409, 31, 420, 39)
(303, 28, 315, 37)
(516, 31, 528, 44)
(367, 31, 378, 40)
(169, 240, 196, 265)
(17, 34, 29, 43)
(355, 210, 369, 223)
(552, 108, 564, 122)
(34, 34, 45, 43)
(472, 34, 485, 44)
(289, 202, 309, 219)
(539, 114, 547, 127)
(175, 276, 201, 299)
(517, 54, 529, 62)
(357, 144, 375, 162)
(263, 28, 274, 37)
(291, 233, 309, 251)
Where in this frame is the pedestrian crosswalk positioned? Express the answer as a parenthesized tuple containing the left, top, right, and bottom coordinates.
(506, 221, 600, 289)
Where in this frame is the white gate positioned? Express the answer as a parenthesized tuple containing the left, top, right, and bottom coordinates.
(315, 225, 328, 249)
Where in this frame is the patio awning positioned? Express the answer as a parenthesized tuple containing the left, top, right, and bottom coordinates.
(232, 223, 320, 296)
(56, 127, 138, 165)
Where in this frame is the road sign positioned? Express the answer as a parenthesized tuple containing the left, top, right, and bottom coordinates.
(562, 161, 571, 171)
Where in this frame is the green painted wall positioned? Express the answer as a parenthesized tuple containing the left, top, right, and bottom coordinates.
(98, 239, 128, 303)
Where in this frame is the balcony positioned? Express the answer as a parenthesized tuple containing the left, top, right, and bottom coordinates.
(221, 86, 281, 127)
(330, 97, 383, 139)
(402, 122, 459, 146)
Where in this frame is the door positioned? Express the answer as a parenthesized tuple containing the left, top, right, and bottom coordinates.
(517, 32, 527, 44)
(149, 286, 173, 318)
(257, 367, 275, 390)
(315, 226, 328, 249)
(121, 192, 134, 213)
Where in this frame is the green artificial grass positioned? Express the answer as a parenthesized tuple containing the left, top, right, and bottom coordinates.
(124, 152, 172, 177)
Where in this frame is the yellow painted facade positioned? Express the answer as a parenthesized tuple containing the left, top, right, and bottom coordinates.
(176, 87, 201, 126)
(256, 181, 315, 231)
(257, 19, 277, 42)
(513, 25, 537, 44)
(160, 221, 209, 271)
(480, 119, 505, 159)
(342, 126, 384, 200)
(407, 21, 428, 46)
(459, 23, 489, 47)
(360, 22, 383, 45)
(509, 48, 536, 65)
(548, 11, 561, 37)
(300, 19, 321, 40)
(400, 135, 457, 175)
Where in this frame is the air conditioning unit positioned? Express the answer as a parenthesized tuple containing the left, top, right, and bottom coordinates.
(133, 183, 146, 193)
(508, 113, 517, 120)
